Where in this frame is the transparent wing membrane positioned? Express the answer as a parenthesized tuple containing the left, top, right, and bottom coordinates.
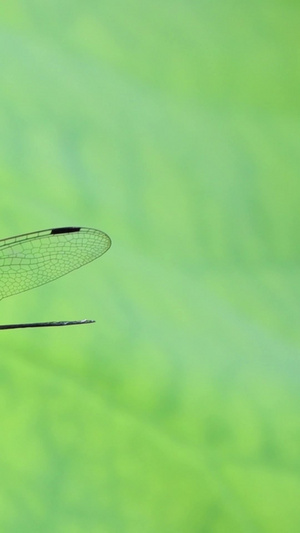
(0, 227, 111, 300)
(0, 226, 111, 329)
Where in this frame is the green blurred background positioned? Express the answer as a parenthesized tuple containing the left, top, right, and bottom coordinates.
(0, 1, 299, 531)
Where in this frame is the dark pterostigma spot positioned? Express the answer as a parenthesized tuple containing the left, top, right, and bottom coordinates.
(51, 227, 81, 235)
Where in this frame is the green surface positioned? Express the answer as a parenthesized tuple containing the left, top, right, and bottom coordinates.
(0, 1, 299, 531)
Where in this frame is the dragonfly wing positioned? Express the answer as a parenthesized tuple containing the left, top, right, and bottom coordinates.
(0, 226, 111, 300)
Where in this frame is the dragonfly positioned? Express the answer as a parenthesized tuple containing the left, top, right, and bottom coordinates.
(0, 226, 111, 330)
